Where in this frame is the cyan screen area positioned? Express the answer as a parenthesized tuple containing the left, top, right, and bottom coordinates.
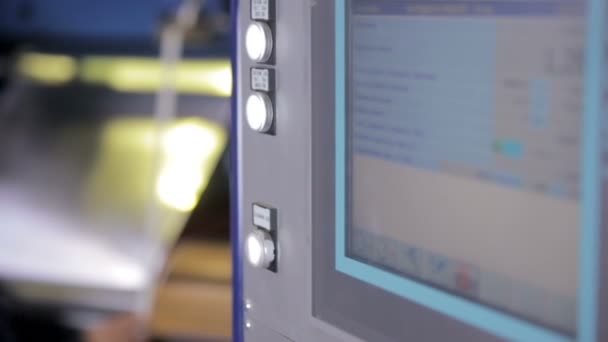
(335, 0, 605, 341)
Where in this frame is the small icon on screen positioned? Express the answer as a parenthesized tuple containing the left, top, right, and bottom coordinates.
(454, 263, 480, 297)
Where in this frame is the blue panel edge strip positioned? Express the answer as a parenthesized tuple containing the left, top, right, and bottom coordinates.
(334, 0, 604, 341)
(231, 0, 244, 340)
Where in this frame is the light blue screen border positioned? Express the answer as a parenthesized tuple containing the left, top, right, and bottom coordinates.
(334, 1, 605, 341)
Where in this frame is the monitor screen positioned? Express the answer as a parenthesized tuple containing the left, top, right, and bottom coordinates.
(345, 0, 584, 335)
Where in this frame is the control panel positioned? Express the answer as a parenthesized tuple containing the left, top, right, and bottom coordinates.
(236, 0, 330, 340)
(236, 0, 608, 341)
(242, 0, 278, 276)
(246, 203, 277, 272)
(244, 0, 276, 135)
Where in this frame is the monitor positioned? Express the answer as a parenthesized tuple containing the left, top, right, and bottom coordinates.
(235, 0, 607, 341)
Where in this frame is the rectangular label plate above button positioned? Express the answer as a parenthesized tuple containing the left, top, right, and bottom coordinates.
(251, 68, 275, 92)
(253, 203, 276, 231)
(251, 0, 273, 21)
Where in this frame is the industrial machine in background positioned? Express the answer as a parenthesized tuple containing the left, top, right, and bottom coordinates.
(0, 0, 234, 340)
(234, 0, 607, 341)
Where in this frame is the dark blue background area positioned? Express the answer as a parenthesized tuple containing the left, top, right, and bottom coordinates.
(0, 0, 230, 56)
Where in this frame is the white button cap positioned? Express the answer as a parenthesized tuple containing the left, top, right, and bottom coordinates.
(246, 92, 273, 132)
(245, 22, 273, 63)
(246, 229, 275, 269)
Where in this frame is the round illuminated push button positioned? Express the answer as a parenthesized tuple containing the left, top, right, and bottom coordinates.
(246, 229, 275, 269)
(245, 22, 273, 63)
(246, 93, 274, 133)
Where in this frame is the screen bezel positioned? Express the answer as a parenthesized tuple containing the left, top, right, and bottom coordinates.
(333, 0, 605, 341)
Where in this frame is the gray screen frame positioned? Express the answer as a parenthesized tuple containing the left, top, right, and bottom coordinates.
(311, 1, 608, 341)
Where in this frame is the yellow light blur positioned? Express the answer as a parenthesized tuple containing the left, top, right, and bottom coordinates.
(162, 120, 219, 161)
(99, 118, 157, 150)
(81, 57, 232, 96)
(16, 53, 231, 96)
(85, 119, 159, 216)
(17, 53, 77, 85)
(156, 166, 205, 212)
(86, 117, 226, 217)
(156, 118, 227, 212)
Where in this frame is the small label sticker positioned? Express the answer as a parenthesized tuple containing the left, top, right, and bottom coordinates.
(251, 68, 271, 92)
(251, 0, 271, 20)
(253, 204, 274, 231)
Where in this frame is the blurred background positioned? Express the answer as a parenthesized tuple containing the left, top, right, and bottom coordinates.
(0, 0, 233, 341)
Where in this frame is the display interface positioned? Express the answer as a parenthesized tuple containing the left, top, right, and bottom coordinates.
(346, 0, 585, 334)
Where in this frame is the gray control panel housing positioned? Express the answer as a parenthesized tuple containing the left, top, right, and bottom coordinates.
(236, 1, 608, 341)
